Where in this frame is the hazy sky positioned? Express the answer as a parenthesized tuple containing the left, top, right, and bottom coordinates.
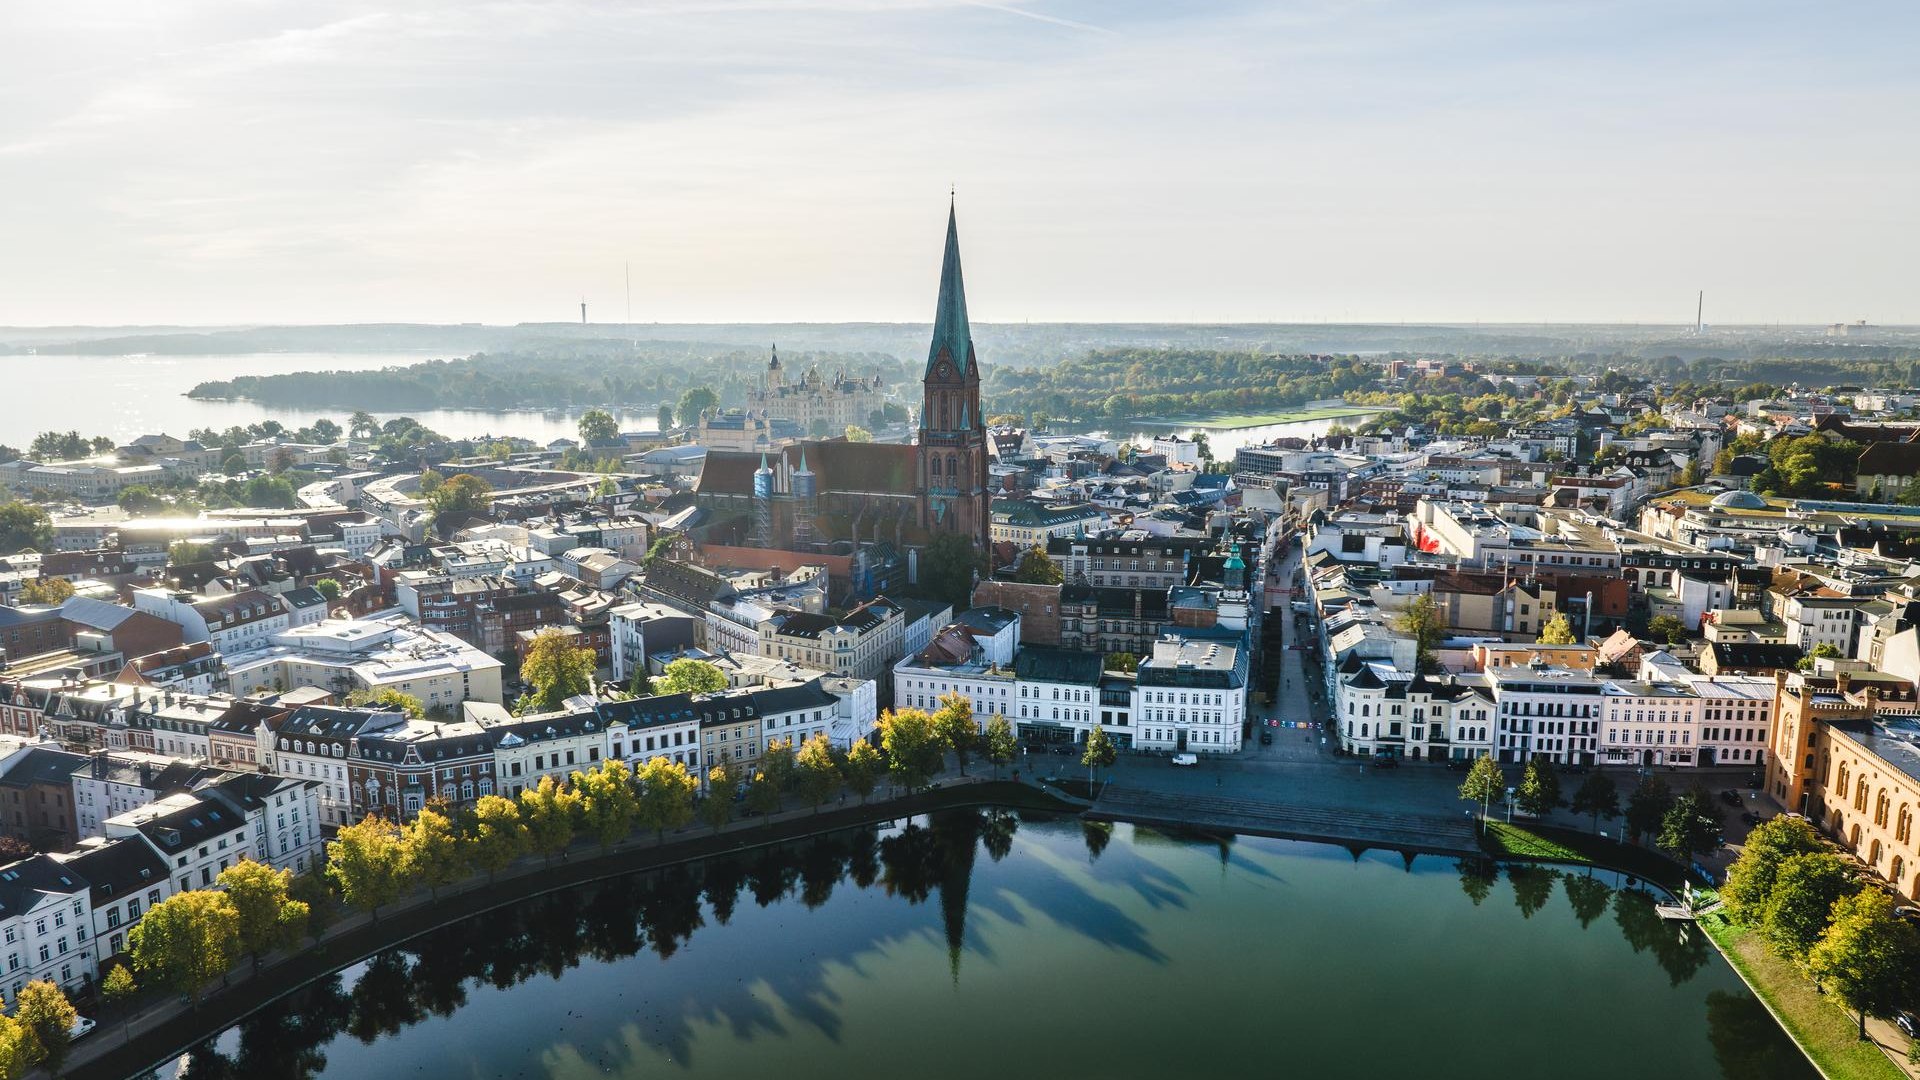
(3, 1, 1916, 327)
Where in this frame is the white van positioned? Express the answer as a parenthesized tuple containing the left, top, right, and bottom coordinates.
(1170, 753, 1199, 767)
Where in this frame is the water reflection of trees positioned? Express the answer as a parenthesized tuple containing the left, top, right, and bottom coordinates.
(167, 809, 1167, 1080)
(1453, 859, 1710, 984)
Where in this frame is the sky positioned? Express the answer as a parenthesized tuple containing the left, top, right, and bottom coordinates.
(2, 0, 1917, 328)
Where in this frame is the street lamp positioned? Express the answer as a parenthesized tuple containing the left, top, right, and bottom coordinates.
(1505, 786, 1517, 823)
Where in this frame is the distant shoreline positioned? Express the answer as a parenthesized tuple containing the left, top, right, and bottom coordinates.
(1127, 405, 1388, 430)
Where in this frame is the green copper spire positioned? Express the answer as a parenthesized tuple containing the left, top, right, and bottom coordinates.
(926, 199, 974, 377)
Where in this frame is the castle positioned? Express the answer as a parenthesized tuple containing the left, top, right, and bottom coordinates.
(693, 203, 991, 555)
(744, 349, 886, 437)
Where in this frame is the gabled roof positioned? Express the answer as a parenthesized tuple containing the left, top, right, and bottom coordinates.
(57, 838, 165, 905)
(0, 855, 87, 918)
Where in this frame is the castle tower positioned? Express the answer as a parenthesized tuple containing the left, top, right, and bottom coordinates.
(916, 201, 990, 548)
(766, 344, 783, 389)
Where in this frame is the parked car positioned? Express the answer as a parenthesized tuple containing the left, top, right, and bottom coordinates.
(67, 1016, 95, 1043)
(1371, 754, 1398, 769)
(1259, 729, 1274, 746)
(1895, 906, 1920, 925)
(1719, 789, 1742, 807)
(1170, 753, 1199, 767)
(1445, 758, 1468, 771)
(1896, 1012, 1917, 1039)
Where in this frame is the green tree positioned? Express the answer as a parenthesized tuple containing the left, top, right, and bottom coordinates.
(983, 715, 1017, 778)
(1807, 890, 1920, 1040)
(700, 766, 738, 833)
(0, 1013, 30, 1080)
(919, 531, 985, 609)
(1012, 546, 1064, 585)
(169, 539, 215, 565)
(627, 665, 654, 698)
(1721, 815, 1824, 924)
(1081, 725, 1118, 791)
(1677, 460, 1703, 487)
(578, 408, 620, 446)
(795, 733, 841, 812)
(99, 964, 136, 1043)
(418, 468, 445, 494)
(518, 775, 580, 862)
(1104, 652, 1138, 674)
(1514, 756, 1562, 817)
(520, 628, 597, 711)
(469, 794, 526, 882)
(400, 807, 468, 900)
(0, 501, 51, 555)
(1536, 611, 1577, 645)
(1396, 593, 1445, 673)
(1657, 787, 1723, 862)
(349, 410, 380, 439)
(1761, 852, 1860, 961)
(1645, 614, 1688, 645)
(130, 890, 239, 1007)
(932, 692, 976, 775)
(677, 385, 719, 423)
(1458, 754, 1504, 825)
(1797, 642, 1841, 671)
(313, 577, 343, 601)
(326, 816, 409, 921)
(657, 658, 727, 696)
(878, 708, 942, 794)
(14, 980, 76, 1077)
(635, 757, 698, 840)
(343, 686, 426, 718)
(287, 871, 335, 946)
(427, 473, 493, 515)
(656, 403, 674, 430)
(573, 759, 640, 851)
(18, 577, 73, 606)
(216, 860, 308, 970)
(1624, 775, 1675, 844)
(842, 740, 881, 803)
(1568, 772, 1620, 834)
(844, 425, 873, 442)
(749, 739, 797, 822)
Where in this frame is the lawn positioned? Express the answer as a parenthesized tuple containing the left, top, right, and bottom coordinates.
(1701, 916, 1909, 1080)
(1479, 820, 1691, 889)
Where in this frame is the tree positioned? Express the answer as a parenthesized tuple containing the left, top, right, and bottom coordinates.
(343, 686, 426, 718)
(635, 757, 698, 840)
(573, 760, 640, 851)
(287, 871, 335, 946)
(1645, 614, 1688, 645)
(844, 425, 873, 442)
(656, 403, 674, 430)
(1677, 460, 1703, 487)
(1657, 787, 1723, 861)
(1721, 815, 1824, 923)
(327, 816, 409, 920)
(216, 860, 308, 970)
(842, 740, 881, 804)
(795, 733, 841, 812)
(878, 708, 942, 794)
(1082, 725, 1118, 791)
(0, 1014, 33, 1080)
(578, 408, 620, 446)
(983, 715, 1017, 779)
(700, 766, 738, 833)
(1514, 756, 1562, 817)
(0, 501, 51, 555)
(349, 410, 380, 439)
(1569, 772, 1620, 834)
(918, 531, 985, 609)
(1396, 593, 1444, 673)
(400, 807, 468, 900)
(1104, 652, 1139, 674)
(677, 385, 719, 423)
(130, 890, 239, 1007)
(657, 658, 727, 697)
(627, 665, 654, 699)
(15, 980, 76, 1077)
(1536, 611, 1577, 645)
(518, 775, 580, 862)
(756, 740, 798, 820)
(932, 693, 976, 775)
(469, 794, 526, 882)
(520, 628, 597, 711)
(1458, 754, 1504, 825)
(1624, 775, 1675, 844)
(1012, 546, 1064, 585)
(117, 485, 167, 515)
(169, 539, 216, 565)
(1797, 642, 1841, 671)
(1807, 890, 1920, 1040)
(18, 577, 72, 606)
(99, 964, 136, 1043)
(313, 577, 343, 601)
(1761, 852, 1860, 961)
(418, 468, 445, 494)
(426, 473, 493, 516)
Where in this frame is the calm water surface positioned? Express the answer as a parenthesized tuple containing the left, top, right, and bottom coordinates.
(150, 811, 1813, 1080)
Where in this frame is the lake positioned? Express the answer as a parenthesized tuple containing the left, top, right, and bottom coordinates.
(146, 811, 1812, 1080)
(0, 353, 661, 449)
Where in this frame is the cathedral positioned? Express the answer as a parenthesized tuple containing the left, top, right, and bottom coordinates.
(693, 203, 991, 555)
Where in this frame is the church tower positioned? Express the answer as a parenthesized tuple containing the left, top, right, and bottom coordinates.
(917, 201, 990, 548)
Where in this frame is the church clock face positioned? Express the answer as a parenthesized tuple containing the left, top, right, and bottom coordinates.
(938, 364, 951, 378)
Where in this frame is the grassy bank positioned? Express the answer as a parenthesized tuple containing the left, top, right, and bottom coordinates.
(1700, 916, 1908, 1080)
(1479, 820, 1690, 890)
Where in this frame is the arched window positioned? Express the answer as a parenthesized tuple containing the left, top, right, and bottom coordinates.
(1894, 855, 1906, 884)
(1360, 723, 1369, 738)
(1877, 790, 1891, 828)
(1897, 804, 1913, 845)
